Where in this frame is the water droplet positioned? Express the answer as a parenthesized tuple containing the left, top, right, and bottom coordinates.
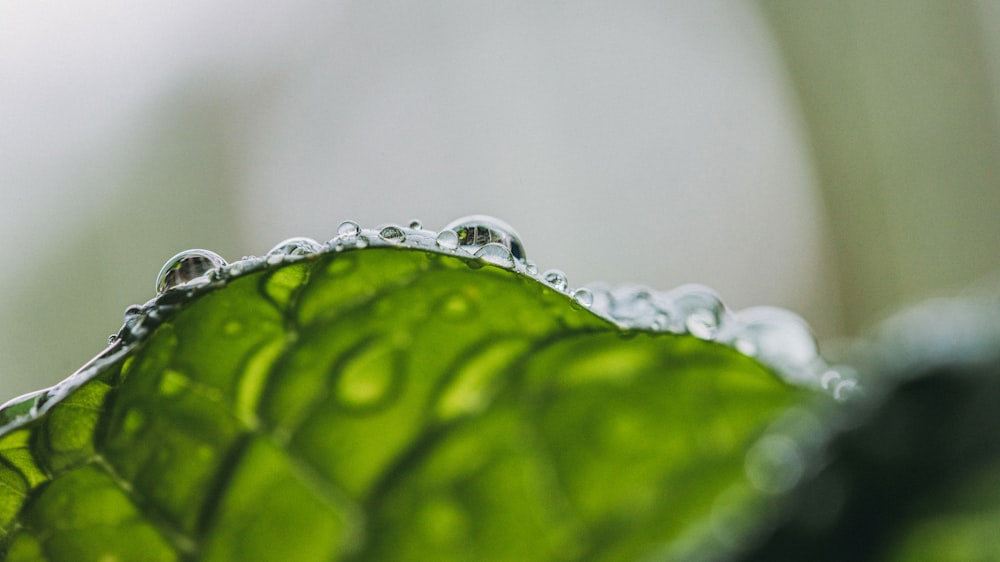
(669, 286, 725, 339)
(267, 237, 322, 257)
(266, 254, 285, 266)
(123, 305, 143, 321)
(733, 307, 820, 382)
(378, 225, 406, 243)
(337, 220, 361, 239)
(572, 288, 594, 308)
(436, 229, 459, 250)
(156, 249, 227, 294)
(473, 243, 515, 268)
(443, 215, 526, 262)
(543, 269, 569, 292)
(107, 334, 118, 345)
(408, 219, 424, 230)
(524, 260, 539, 275)
(355, 237, 369, 249)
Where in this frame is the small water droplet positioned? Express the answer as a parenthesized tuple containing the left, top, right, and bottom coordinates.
(266, 254, 285, 266)
(524, 261, 539, 275)
(572, 288, 594, 308)
(156, 249, 227, 294)
(267, 237, 321, 257)
(107, 334, 118, 344)
(543, 269, 569, 292)
(443, 215, 526, 262)
(355, 236, 369, 249)
(473, 243, 515, 268)
(408, 219, 424, 230)
(436, 229, 459, 250)
(378, 225, 406, 243)
(337, 220, 361, 239)
(123, 305, 142, 321)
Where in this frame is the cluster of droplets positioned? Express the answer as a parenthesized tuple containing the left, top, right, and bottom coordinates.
(111, 214, 854, 398)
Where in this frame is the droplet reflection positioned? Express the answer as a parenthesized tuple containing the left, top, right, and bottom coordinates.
(337, 220, 361, 239)
(267, 237, 322, 257)
(155, 249, 227, 294)
(444, 215, 526, 262)
(543, 270, 569, 292)
(378, 225, 406, 243)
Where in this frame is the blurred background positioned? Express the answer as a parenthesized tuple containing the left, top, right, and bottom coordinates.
(1, 1, 998, 399)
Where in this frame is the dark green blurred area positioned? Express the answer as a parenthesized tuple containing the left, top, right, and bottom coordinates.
(733, 298, 1000, 561)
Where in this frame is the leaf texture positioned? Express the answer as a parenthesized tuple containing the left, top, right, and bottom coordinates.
(0, 247, 803, 561)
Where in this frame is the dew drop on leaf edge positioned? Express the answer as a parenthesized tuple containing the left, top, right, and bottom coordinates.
(543, 269, 569, 292)
(473, 243, 515, 269)
(443, 215, 526, 262)
(267, 237, 322, 257)
(378, 225, 406, 243)
(572, 288, 594, 308)
(337, 220, 361, 239)
(155, 249, 227, 294)
(436, 230, 459, 250)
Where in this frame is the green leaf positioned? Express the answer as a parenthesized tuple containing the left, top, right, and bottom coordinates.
(0, 245, 808, 561)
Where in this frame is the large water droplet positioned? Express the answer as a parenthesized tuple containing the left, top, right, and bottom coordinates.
(156, 249, 227, 294)
(435, 230, 459, 250)
(543, 269, 569, 292)
(267, 237, 321, 257)
(443, 215, 526, 262)
(337, 220, 361, 239)
(473, 243, 515, 268)
(378, 225, 406, 243)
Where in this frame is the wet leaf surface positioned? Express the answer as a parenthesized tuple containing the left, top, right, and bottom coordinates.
(0, 247, 805, 561)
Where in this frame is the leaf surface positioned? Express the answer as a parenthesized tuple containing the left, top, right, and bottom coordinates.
(0, 247, 805, 561)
